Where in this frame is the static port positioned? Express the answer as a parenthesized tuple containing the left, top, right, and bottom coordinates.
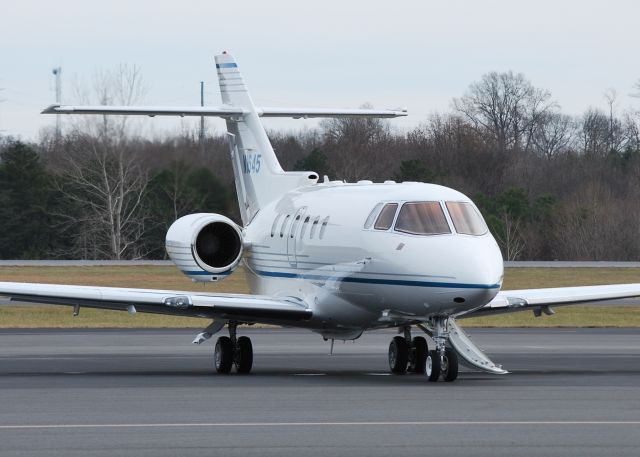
(453, 297, 466, 303)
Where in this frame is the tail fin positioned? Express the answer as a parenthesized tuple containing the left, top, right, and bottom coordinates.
(215, 53, 318, 224)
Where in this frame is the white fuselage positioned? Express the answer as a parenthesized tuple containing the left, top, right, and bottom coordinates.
(243, 181, 504, 338)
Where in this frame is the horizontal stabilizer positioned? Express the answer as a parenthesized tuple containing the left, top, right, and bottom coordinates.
(42, 104, 407, 119)
(257, 107, 407, 118)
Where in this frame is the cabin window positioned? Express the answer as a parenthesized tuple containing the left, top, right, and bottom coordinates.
(310, 216, 321, 239)
(394, 202, 451, 235)
(364, 203, 383, 229)
(300, 216, 311, 239)
(270, 214, 282, 237)
(319, 216, 330, 239)
(291, 214, 302, 238)
(280, 215, 291, 238)
(374, 203, 398, 230)
(446, 202, 488, 236)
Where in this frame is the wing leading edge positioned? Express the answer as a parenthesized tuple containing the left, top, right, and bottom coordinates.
(0, 282, 311, 323)
(464, 283, 640, 318)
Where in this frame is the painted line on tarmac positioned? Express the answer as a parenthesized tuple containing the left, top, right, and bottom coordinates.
(1, 421, 640, 430)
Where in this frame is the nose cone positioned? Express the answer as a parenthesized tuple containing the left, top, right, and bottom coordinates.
(428, 235, 503, 314)
(475, 237, 504, 287)
(459, 236, 503, 309)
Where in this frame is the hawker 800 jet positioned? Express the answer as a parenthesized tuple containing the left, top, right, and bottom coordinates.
(2, 52, 640, 382)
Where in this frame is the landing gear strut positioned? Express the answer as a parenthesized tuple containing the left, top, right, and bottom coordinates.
(387, 326, 429, 375)
(214, 322, 253, 374)
(424, 317, 459, 382)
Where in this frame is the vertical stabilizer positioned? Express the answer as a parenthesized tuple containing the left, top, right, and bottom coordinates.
(215, 53, 318, 224)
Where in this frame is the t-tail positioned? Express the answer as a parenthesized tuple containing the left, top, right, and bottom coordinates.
(215, 53, 318, 224)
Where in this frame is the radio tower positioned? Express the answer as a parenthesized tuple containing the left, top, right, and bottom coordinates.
(52, 67, 62, 140)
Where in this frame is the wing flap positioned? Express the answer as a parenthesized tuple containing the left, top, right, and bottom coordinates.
(0, 282, 311, 322)
(464, 283, 640, 318)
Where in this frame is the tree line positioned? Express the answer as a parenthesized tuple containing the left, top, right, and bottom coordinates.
(1, 70, 639, 260)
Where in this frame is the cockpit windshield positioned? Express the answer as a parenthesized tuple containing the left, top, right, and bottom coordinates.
(446, 201, 488, 236)
(394, 202, 451, 235)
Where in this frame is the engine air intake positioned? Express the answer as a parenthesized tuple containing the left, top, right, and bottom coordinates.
(195, 222, 242, 269)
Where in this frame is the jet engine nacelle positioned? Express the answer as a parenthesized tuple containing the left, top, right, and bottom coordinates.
(166, 213, 243, 282)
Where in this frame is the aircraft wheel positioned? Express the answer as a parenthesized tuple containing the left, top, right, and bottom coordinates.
(410, 336, 428, 374)
(441, 347, 459, 382)
(214, 336, 233, 374)
(235, 336, 253, 374)
(388, 336, 409, 374)
(426, 350, 441, 382)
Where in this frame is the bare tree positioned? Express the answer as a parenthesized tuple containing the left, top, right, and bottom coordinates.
(52, 134, 149, 259)
(602, 88, 627, 154)
(580, 108, 610, 157)
(494, 212, 525, 261)
(531, 112, 575, 159)
(50, 65, 150, 259)
(320, 106, 394, 181)
(72, 64, 147, 139)
(453, 71, 554, 153)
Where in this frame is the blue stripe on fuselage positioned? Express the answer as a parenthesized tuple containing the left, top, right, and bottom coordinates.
(255, 270, 500, 289)
(216, 63, 238, 69)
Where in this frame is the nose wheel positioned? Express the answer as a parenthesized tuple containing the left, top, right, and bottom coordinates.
(425, 347, 458, 382)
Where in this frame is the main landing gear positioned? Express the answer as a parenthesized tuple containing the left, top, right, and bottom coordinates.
(213, 322, 253, 374)
(387, 319, 459, 382)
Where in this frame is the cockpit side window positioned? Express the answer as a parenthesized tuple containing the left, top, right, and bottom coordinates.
(394, 202, 451, 235)
(374, 203, 398, 230)
(446, 202, 488, 236)
(364, 203, 383, 229)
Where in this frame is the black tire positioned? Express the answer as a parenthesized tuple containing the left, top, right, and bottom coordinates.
(426, 350, 441, 382)
(235, 336, 253, 374)
(214, 336, 233, 374)
(442, 347, 459, 382)
(388, 336, 409, 374)
(410, 336, 428, 374)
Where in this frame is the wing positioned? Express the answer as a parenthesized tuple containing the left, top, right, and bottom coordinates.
(463, 283, 640, 318)
(0, 282, 311, 324)
(42, 104, 407, 119)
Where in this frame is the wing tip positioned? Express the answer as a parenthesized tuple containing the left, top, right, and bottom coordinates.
(41, 104, 61, 114)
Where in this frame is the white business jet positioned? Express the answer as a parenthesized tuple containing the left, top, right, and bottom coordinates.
(2, 53, 639, 382)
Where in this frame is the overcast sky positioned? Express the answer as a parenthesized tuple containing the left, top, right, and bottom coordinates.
(1, 0, 639, 140)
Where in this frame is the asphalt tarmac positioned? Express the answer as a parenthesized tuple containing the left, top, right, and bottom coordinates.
(0, 328, 639, 457)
